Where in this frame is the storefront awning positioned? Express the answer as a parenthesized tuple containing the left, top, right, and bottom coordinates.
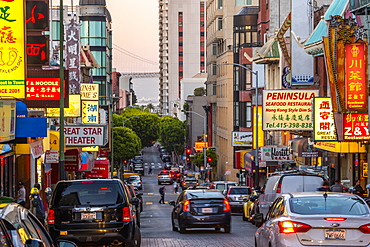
(314, 141, 366, 153)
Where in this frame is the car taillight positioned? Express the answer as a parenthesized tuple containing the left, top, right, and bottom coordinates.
(223, 199, 231, 211)
(169, 174, 172, 178)
(325, 217, 346, 221)
(47, 209, 55, 224)
(183, 200, 191, 212)
(138, 182, 142, 184)
(122, 206, 132, 222)
(278, 221, 311, 233)
(359, 223, 370, 234)
(158, 175, 160, 178)
(276, 183, 282, 193)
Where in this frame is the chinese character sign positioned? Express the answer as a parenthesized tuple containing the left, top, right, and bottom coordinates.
(26, 36, 48, 65)
(345, 44, 368, 110)
(26, 1, 48, 30)
(0, 0, 25, 98)
(263, 90, 318, 130)
(26, 77, 60, 100)
(65, 19, 80, 94)
(313, 97, 337, 141)
(82, 101, 99, 124)
(343, 113, 370, 141)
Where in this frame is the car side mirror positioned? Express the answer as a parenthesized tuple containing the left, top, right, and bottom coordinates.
(131, 197, 140, 206)
(25, 239, 43, 247)
(56, 240, 78, 247)
(169, 200, 176, 206)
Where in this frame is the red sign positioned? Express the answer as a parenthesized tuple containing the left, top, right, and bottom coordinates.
(343, 113, 370, 141)
(64, 149, 81, 171)
(345, 44, 368, 110)
(26, 77, 60, 100)
(85, 160, 109, 178)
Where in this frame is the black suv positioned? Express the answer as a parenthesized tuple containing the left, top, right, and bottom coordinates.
(47, 179, 141, 247)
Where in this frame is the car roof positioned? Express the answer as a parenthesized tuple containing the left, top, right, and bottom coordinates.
(283, 191, 359, 198)
(229, 186, 251, 189)
(59, 178, 120, 183)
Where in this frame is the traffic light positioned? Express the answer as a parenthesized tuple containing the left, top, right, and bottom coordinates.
(207, 157, 212, 162)
(186, 148, 191, 154)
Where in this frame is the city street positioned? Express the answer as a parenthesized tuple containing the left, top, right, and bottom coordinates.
(139, 146, 257, 247)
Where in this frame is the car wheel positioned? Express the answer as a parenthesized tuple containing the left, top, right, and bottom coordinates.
(171, 216, 178, 231)
(134, 226, 141, 247)
(254, 237, 258, 247)
(224, 225, 231, 233)
(215, 227, 220, 231)
(179, 226, 186, 234)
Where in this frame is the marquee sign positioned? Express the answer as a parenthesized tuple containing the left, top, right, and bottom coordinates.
(263, 90, 318, 130)
(0, 0, 26, 98)
(53, 125, 106, 146)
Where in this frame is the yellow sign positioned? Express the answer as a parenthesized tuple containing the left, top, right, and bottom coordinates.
(194, 142, 207, 151)
(253, 106, 264, 149)
(0, 0, 26, 98)
(0, 100, 16, 142)
(82, 146, 99, 151)
(46, 94, 81, 117)
(363, 163, 368, 178)
(314, 141, 366, 153)
(240, 150, 251, 169)
(313, 97, 336, 141)
(82, 100, 99, 124)
(81, 83, 99, 100)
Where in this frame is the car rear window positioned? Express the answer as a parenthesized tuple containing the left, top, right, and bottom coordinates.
(290, 196, 370, 215)
(53, 182, 125, 206)
(281, 176, 324, 193)
(229, 188, 250, 194)
(187, 191, 224, 199)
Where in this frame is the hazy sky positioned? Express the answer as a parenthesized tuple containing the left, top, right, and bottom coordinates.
(106, 1, 159, 72)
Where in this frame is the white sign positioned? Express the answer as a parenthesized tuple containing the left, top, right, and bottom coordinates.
(29, 140, 44, 159)
(313, 97, 337, 141)
(261, 146, 293, 161)
(231, 131, 252, 146)
(45, 150, 59, 163)
(225, 170, 231, 175)
(263, 90, 318, 130)
(54, 125, 105, 146)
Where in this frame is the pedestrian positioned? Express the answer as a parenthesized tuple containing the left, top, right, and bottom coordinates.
(148, 166, 153, 176)
(29, 183, 45, 224)
(317, 180, 331, 192)
(330, 179, 346, 192)
(352, 179, 365, 198)
(173, 181, 179, 194)
(14, 181, 26, 207)
(159, 185, 166, 204)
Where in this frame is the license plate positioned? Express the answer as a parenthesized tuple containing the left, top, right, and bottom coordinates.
(202, 208, 213, 213)
(325, 229, 346, 240)
(81, 212, 96, 220)
(60, 231, 67, 235)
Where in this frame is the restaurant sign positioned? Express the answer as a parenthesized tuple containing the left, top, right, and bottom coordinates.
(26, 77, 60, 100)
(261, 146, 293, 161)
(313, 97, 337, 141)
(343, 113, 370, 141)
(263, 90, 318, 130)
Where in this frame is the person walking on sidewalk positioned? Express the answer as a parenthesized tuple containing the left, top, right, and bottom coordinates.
(159, 185, 166, 204)
(14, 182, 26, 207)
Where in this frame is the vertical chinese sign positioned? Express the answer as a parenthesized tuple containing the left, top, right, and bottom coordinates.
(65, 19, 80, 94)
(345, 44, 368, 110)
(253, 106, 264, 150)
(81, 83, 99, 124)
(313, 97, 336, 141)
(0, 0, 26, 98)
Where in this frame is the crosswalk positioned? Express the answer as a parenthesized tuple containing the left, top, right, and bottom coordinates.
(143, 163, 163, 169)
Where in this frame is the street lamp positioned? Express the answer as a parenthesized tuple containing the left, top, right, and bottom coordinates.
(219, 63, 260, 188)
(122, 115, 139, 127)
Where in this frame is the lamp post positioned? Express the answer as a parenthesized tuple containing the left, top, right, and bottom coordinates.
(186, 111, 207, 172)
(59, 0, 65, 180)
(219, 62, 260, 188)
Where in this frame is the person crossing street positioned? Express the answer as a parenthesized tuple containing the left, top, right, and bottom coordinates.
(159, 185, 166, 204)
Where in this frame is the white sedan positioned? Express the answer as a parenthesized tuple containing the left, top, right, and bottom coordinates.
(255, 192, 370, 247)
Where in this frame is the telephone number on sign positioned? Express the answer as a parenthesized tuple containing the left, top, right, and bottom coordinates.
(265, 122, 313, 129)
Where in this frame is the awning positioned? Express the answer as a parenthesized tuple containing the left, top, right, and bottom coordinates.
(314, 141, 367, 153)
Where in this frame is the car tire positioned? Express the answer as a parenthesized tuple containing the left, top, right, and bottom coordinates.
(179, 226, 186, 234)
(224, 225, 231, 233)
(215, 227, 220, 231)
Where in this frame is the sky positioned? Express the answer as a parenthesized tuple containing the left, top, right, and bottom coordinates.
(106, 1, 160, 103)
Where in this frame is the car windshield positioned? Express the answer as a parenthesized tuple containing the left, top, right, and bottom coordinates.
(187, 191, 224, 199)
(53, 182, 124, 206)
(134, 164, 143, 167)
(229, 188, 250, 194)
(289, 196, 370, 215)
(129, 178, 140, 182)
(185, 178, 197, 181)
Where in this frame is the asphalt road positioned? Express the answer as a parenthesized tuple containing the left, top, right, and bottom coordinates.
(139, 146, 258, 247)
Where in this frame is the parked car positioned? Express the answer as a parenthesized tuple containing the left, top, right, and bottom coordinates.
(47, 179, 141, 247)
(253, 172, 325, 227)
(129, 175, 143, 190)
(0, 203, 77, 247)
(169, 189, 231, 233)
(134, 187, 144, 213)
(209, 181, 238, 192)
(224, 186, 252, 213)
(255, 192, 370, 247)
(126, 183, 142, 227)
(158, 170, 173, 185)
(161, 154, 171, 162)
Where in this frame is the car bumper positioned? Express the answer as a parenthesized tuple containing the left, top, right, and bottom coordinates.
(158, 179, 172, 183)
(48, 223, 133, 245)
(229, 202, 244, 213)
(179, 212, 231, 228)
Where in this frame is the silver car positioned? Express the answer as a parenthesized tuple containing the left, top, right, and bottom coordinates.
(255, 192, 370, 247)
